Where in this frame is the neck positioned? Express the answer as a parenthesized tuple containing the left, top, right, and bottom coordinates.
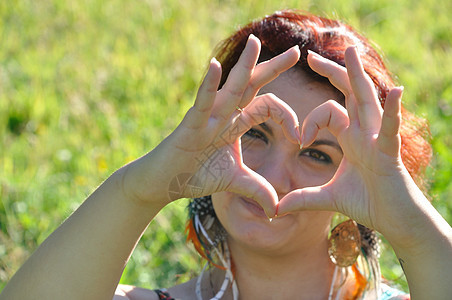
(210, 236, 338, 299)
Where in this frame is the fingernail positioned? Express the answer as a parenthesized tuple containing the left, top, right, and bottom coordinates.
(307, 49, 326, 61)
(307, 49, 319, 56)
(346, 45, 358, 55)
(291, 45, 301, 55)
(210, 57, 219, 65)
(269, 217, 273, 223)
(295, 124, 302, 145)
(299, 132, 304, 150)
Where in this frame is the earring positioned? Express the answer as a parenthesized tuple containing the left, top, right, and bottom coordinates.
(187, 196, 230, 269)
(187, 197, 238, 300)
(328, 219, 361, 267)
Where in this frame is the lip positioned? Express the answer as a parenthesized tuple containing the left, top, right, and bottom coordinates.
(239, 196, 268, 218)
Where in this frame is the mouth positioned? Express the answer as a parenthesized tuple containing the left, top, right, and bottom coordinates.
(239, 196, 268, 218)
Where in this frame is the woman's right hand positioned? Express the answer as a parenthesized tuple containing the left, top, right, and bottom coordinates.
(119, 35, 301, 217)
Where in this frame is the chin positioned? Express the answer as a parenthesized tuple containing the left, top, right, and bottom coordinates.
(231, 225, 294, 254)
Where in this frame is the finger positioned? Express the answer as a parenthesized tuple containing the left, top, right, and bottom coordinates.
(276, 186, 336, 216)
(221, 94, 301, 145)
(307, 50, 352, 97)
(214, 34, 261, 121)
(307, 50, 359, 124)
(377, 87, 403, 157)
(345, 46, 382, 132)
(300, 100, 349, 147)
(238, 45, 300, 109)
(229, 162, 278, 218)
(184, 58, 222, 128)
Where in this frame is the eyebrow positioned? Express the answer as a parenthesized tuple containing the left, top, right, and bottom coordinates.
(258, 122, 273, 136)
(310, 139, 343, 155)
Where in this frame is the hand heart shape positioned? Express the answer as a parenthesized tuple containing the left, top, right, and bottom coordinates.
(134, 35, 406, 234)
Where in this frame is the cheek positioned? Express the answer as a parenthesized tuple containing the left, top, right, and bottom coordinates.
(241, 146, 266, 170)
(295, 161, 338, 187)
(211, 192, 231, 228)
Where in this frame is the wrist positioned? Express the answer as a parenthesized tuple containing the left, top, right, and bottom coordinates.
(380, 194, 452, 257)
(110, 162, 169, 212)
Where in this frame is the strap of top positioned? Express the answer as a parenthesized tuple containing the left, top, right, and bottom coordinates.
(154, 289, 175, 300)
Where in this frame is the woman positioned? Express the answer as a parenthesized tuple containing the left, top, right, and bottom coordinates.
(1, 10, 451, 300)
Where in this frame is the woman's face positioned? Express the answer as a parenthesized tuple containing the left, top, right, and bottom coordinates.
(212, 70, 344, 255)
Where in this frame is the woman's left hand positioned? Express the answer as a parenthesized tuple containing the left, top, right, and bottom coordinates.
(277, 46, 427, 240)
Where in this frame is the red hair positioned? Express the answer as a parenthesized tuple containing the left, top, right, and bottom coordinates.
(214, 10, 431, 187)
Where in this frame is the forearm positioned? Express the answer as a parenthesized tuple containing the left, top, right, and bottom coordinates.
(0, 167, 166, 300)
(394, 243, 452, 299)
(382, 183, 452, 299)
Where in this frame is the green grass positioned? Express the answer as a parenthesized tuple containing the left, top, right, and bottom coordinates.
(1, 0, 451, 293)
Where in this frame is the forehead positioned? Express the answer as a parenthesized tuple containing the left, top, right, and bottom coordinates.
(258, 70, 342, 121)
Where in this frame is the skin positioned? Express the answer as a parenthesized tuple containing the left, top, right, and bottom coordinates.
(212, 70, 342, 257)
(209, 70, 345, 299)
(1, 34, 451, 300)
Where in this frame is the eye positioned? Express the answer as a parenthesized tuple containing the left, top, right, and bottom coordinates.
(242, 128, 268, 144)
(300, 149, 332, 164)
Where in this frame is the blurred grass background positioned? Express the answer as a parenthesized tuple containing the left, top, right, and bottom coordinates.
(1, 0, 451, 293)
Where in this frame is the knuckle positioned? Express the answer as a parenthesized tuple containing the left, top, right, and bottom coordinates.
(226, 87, 245, 98)
(241, 61, 256, 72)
(246, 81, 259, 95)
(262, 92, 277, 99)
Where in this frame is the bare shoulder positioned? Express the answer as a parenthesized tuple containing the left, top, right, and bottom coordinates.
(166, 277, 199, 300)
(114, 284, 159, 300)
(167, 273, 225, 300)
(114, 279, 199, 300)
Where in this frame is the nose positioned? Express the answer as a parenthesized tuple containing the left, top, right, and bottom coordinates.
(256, 147, 297, 199)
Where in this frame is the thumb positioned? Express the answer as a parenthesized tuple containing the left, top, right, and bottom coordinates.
(228, 166, 278, 218)
(277, 186, 335, 216)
